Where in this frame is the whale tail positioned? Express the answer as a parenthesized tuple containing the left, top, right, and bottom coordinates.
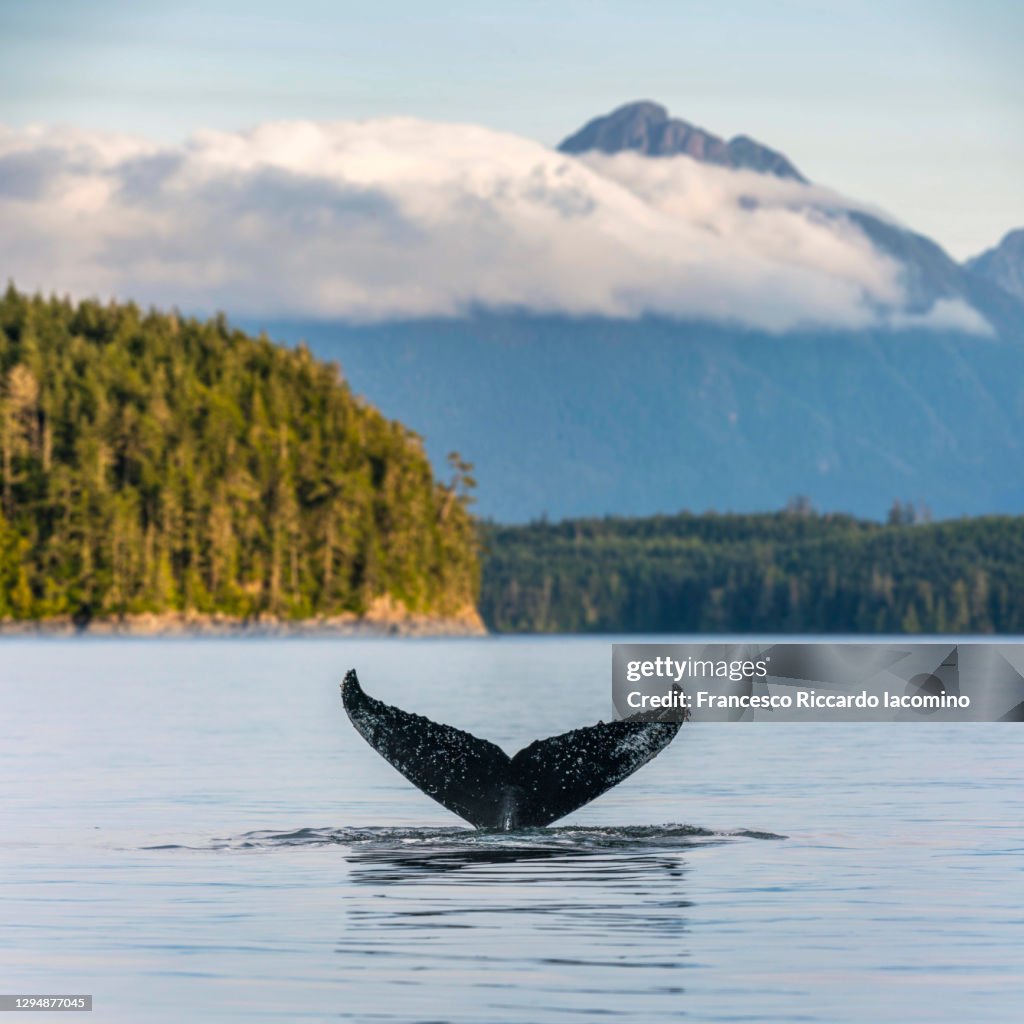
(340, 669, 684, 830)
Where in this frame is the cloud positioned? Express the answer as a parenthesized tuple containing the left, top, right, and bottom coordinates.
(887, 297, 995, 335)
(0, 118, 991, 333)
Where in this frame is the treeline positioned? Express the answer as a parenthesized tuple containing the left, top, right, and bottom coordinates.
(479, 510, 1024, 633)
(0, 286, 478, 622)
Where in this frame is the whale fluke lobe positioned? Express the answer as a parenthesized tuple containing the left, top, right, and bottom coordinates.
(340, 669, 684, 830)
(341, 669, 513, 828)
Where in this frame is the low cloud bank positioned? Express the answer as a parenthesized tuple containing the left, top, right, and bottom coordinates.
(0, 119, 989, 333)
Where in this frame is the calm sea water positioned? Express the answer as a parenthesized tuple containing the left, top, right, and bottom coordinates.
(1, 637, 1022, 1023)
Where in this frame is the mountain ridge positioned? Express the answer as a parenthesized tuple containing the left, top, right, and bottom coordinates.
(558, 100, 807, 182)
(258, 314, 1024, 524)
(558, 101, 1024, 339)
(967, 229, 1024, 303)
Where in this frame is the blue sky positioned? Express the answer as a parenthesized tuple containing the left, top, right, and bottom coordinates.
(1, 0, 1021, 258)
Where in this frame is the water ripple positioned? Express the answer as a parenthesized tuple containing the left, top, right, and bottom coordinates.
(145, 823, 785, 861)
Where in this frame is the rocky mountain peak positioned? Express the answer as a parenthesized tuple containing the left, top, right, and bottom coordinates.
(558, 100, 807, 183)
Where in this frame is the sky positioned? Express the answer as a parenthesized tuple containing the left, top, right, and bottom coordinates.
(1, 0, 1022, 260)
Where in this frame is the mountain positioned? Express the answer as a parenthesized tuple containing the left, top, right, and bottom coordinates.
(967, 229, 1024, 302)
(558, 103, 1024, 340)
(256, 314, 1024, 524)
(845, 212, 1024, 337)
(235, 104, 1024, 526)
(558, 100, 807, 182)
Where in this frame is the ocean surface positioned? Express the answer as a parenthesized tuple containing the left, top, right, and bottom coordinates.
(2, 637, 1022, 1023)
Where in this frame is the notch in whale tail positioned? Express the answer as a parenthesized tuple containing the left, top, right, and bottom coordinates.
(340, 669, 684, 830)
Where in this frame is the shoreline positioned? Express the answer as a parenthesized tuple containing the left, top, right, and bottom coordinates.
(0, 601, 487, 638)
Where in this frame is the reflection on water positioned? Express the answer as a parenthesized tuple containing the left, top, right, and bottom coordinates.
(331, 825, 707, 1019)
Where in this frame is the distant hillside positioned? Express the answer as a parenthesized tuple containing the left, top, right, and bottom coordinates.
(480, 510, 1024, 634)
(260, 315, 1024, 524)
(0, 287, 479, 626)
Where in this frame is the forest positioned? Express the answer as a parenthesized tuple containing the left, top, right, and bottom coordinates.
(0, 287, 479, 623)
(479, 509, 1024, 633)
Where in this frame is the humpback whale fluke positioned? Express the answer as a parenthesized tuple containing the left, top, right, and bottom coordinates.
(340, 669, 685, 830)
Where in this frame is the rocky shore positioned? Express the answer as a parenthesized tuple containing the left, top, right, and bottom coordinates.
(0, 596, 487, 638)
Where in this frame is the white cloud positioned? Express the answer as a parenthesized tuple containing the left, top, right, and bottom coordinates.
(887, 298, 995, 335)
(0, 118, 991, 333)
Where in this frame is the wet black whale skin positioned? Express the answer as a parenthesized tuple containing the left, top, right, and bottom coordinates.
(341, 669, 683, 830)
